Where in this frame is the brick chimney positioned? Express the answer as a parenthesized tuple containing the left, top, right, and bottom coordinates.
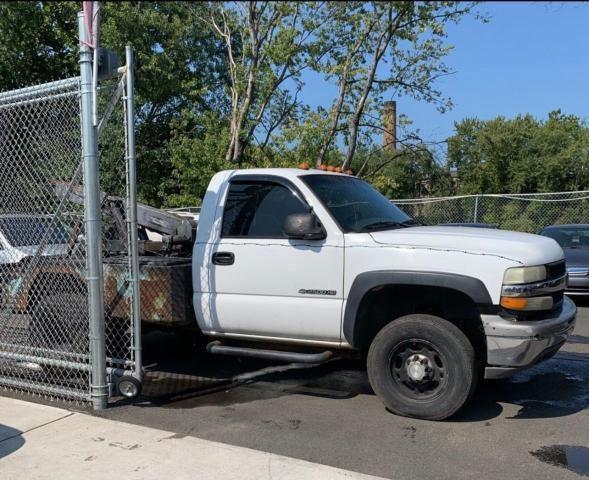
(383, 101, 396, 151)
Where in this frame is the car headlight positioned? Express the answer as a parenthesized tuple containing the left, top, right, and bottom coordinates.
(502, 266, 546, 285)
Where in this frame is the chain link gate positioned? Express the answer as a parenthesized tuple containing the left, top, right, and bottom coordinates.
(394, 191, 589, 233)
(0, 78, 91, 402)
(0, 16, 140, 407)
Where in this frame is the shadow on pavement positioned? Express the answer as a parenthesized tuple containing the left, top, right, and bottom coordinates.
(112, 331, 588, 423)
(110, 331, 369, 409)
(0, 424, 25, 459)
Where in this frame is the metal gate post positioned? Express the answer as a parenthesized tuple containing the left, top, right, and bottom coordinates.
(125, 45, 143, 382)
(78, 12, 108, 410)
(473, 195, 479, 223)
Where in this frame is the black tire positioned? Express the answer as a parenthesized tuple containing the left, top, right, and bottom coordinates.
(367, 314, 477, 421)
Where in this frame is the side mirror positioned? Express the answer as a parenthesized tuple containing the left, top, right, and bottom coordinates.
(283, 212, 326, 241)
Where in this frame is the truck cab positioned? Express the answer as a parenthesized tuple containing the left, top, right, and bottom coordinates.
(192, 168, 576, 420)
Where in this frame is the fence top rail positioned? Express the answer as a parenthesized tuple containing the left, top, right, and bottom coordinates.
(0, 77, 80, 105)
(392, 190, 589, 204)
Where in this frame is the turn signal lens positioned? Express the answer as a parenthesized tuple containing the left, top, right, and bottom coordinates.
(500, 296, 553, 311)
(500, 297, 528, 310)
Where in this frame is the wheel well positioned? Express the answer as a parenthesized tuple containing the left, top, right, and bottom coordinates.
(354, 284, 487, 364)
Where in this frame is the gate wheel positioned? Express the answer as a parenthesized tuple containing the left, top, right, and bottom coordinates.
(116, 375, 142, 399)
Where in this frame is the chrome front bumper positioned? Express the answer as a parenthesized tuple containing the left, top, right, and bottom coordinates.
(482, 296, 577, 379)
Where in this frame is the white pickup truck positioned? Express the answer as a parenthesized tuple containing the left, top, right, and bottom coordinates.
(191, 168, 576, 420)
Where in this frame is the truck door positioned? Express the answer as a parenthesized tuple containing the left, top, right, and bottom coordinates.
(195, 174, 344, 345)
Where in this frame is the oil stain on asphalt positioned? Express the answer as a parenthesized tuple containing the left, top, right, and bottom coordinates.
(530, 445, 589, 477)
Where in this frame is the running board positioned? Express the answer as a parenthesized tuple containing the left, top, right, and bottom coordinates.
(206, 341, 333, 364)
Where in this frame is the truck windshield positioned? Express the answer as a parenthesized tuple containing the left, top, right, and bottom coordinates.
(302, 174, 415, 233)
(0, 216, 69, 247)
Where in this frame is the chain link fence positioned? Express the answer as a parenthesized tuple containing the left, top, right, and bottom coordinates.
(0, 78, 92, 402)
(394, 191, 589, 233)
(0, 45, 140, 406)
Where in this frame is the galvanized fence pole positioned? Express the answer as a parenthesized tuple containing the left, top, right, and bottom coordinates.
(78, 12, 108, 410)
(473, 195, 479, 223)
(124, 45, 142, 382)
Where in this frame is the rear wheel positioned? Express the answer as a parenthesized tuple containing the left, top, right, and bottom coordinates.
(367, 314, 477, 420)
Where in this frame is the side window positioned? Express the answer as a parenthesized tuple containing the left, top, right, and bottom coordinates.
(222, 180, 308, 238)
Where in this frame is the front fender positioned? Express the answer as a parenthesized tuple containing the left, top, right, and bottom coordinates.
(343, 270, 493, 347)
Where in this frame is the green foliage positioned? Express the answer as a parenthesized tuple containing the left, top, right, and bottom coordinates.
(271, 109, 344, 167)
(0, 2, 227, 207)
(354, 146, 455, 199)
(4, 1, 588, 218)
(99, 2, 228, 206)
(164, 112, 232, 207)
(202, 2, 326, 163)
(312, 1, 480, 167)
(0, 2, 79, 88)
(448, 111, 589, 195)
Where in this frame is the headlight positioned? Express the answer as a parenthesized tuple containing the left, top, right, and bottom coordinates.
(503, 266, 546, 285)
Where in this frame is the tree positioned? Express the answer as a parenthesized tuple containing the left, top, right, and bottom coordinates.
(99, 2, 228, 205)
(0, 2, 79, 89)
(165, 111, 232, 207)
(348, 143, 454, 198)
(200, 1, 325, 164)
(313, 2, 479, 169)
(0, 2, 486, 206)
(448, 111, 589, 194)
(0, 2, 227, 207)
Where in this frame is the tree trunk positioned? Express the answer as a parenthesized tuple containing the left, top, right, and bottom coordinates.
(343, 7, 398, 169)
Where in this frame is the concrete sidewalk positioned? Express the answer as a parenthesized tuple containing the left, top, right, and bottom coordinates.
(0, 396, 383, 480)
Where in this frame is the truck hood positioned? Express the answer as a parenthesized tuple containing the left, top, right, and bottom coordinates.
(369, 226, 564, 266)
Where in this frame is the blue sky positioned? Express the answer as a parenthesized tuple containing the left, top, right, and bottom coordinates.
(298, 2, 589, 151)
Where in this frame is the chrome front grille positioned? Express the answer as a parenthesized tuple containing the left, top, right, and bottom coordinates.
(501, 274, 567, 297)
(546, 260, 566, 280)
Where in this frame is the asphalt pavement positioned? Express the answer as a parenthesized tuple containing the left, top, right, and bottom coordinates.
(95, 298, 589, 480)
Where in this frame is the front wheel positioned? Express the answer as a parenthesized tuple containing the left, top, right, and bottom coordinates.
(367, 314, 477, 420)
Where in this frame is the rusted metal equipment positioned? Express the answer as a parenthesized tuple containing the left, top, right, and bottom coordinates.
(103, 256, 194, 327)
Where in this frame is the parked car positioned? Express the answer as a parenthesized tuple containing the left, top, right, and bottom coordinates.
(0, 214, 69, 265)
(539, 224, 589, 295)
